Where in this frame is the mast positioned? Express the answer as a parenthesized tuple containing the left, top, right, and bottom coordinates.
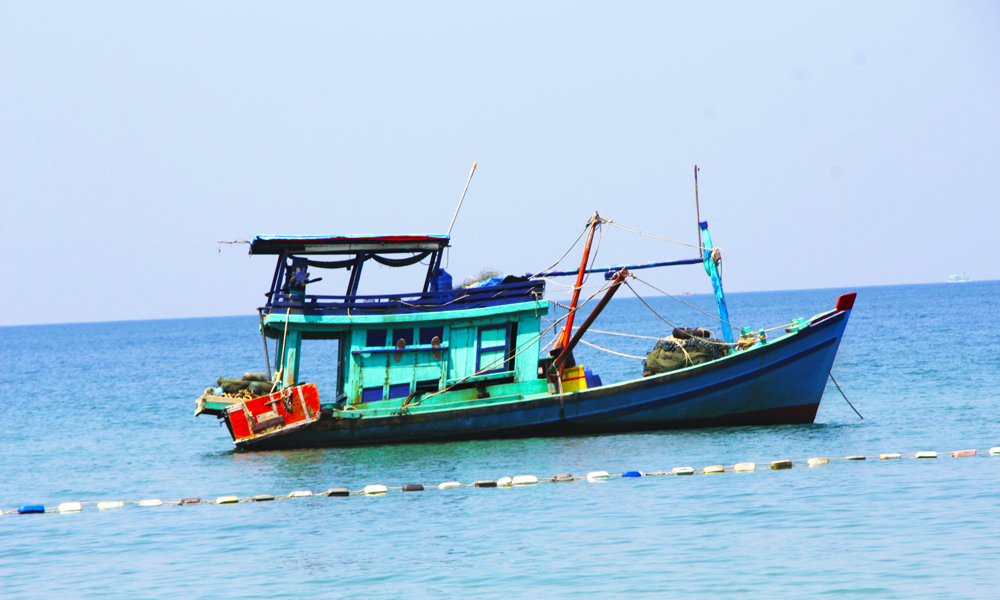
(700, 222, 734, 345)
(551, 268, 629, 375)
(447, 162, 477, 237)
(553, 212, 601, 355)
(694, 165, 702, 250)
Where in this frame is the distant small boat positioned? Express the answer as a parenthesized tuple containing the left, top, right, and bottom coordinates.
(949, 272, 969, 283)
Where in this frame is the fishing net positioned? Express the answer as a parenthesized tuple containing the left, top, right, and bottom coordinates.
(215, 373, 274, 397)
(642, 333, 728, 376)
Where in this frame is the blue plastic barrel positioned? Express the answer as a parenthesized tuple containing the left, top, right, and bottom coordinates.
(435, 269, 453, 291)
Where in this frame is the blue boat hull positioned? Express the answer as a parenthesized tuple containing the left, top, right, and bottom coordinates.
(237, 308, 851, 450)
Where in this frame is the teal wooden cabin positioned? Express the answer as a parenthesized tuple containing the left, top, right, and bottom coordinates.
(269, 293, 550, 416)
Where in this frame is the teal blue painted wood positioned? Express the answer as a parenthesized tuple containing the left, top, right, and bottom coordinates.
(700, 222, 734, 344)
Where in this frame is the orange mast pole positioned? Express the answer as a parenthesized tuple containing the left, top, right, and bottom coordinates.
(555, 212, 601, 353)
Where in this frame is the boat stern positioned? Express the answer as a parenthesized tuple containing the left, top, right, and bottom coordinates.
(219, 383, 323, 448)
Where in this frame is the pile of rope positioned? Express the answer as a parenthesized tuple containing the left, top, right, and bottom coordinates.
(643, 328, 728, 376)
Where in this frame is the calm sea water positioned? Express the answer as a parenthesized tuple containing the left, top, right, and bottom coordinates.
(2, 282, 998, 599)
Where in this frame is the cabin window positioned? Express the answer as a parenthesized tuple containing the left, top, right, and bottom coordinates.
(392, 328, 414, 347)
(361, 387, 383, 403)
(419, 326, 444, 346)
(388, 383, 410, 399)
(366, 329, 388, 348)
(415, 379, 439, 394)
(476, 324, 511, 374)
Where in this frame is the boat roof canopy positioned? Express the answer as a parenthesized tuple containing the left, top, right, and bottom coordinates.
(250, 234, 450, 256)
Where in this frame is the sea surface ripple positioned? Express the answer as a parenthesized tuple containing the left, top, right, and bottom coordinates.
(1, 282, 998, 598)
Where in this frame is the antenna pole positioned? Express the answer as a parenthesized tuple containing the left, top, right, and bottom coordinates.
(447, 162, 477, 237)
(694, 165, 702, 249)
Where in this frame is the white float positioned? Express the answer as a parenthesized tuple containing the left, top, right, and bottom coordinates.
(702, 465, 725, 474)
(512, 475, 538, 485)
(734, 462, 756, 472)
(879, 453, 901, 460)
(97, 501, 124, 510)
(807, 457, 829, 467)
(216, 496, 239, 504)
(496, 477, 513, 487)
(139, 499, 162, 507)
(58, 502, 82, 512)
(915, 451, 937, 459)
(363, 485, 388, 495)
(289, 490, 313, 498)
(438, 481, 462, 489)
(586, 471, 610, 481)
(671, 467, 695, 475)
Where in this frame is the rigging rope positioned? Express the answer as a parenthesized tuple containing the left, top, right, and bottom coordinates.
(632, 275, 743, 331)
(605, 220, 706, 251)
(537, 278, 608, 291)
(574, 327, 660, 340)
(577, 338, 646, 360)
(623, 280, 735, 348)
(533, 223, 590, 277)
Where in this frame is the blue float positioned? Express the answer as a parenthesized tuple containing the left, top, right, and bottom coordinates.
(18, 505, 45, 514)
(622, 471, 642, 478)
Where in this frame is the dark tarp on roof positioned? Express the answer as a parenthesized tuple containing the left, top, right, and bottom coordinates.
(249, 235, 450, 256)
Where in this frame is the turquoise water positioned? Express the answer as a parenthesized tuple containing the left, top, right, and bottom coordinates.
(2, 282, 998, 598)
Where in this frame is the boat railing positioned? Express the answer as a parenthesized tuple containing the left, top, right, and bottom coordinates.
(265, 280, 546, 314)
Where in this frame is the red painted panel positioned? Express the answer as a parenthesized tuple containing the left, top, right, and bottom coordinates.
(835, 292, 857, 311)
(226, 383, 322, 444)
(229, 409, 251, 439)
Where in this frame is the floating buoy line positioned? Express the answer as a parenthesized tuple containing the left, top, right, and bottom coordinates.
(6, 446, 999, 516)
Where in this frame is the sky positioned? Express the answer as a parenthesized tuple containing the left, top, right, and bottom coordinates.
(1, 1, 998, 326)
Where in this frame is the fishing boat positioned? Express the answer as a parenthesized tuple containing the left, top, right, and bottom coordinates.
(948, 272, 969, 283)
(196, 212, 856, 450)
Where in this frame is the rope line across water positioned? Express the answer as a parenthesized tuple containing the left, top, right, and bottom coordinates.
(5, 446, 999, 515)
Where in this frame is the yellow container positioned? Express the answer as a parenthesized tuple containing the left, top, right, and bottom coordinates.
(561, 365, 588, 393)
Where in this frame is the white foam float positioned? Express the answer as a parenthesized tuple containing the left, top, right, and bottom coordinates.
(512, 475, 538, 485)
(915, 451, 937, 459)
(363, 485, 388, 495)
(496, 477, 513, 487)
(671, 467, 695, 475)
(734, 462, 756, 472)
(98, 501, 124, 510)
(289, 490, 313, 498)
(702, 465, 725, 474)
(139, 499, 163, 507)
(807, 457, 829, 467)
(216, 496, 239, 504)
(438, 481, 462, 489)
(58, 502, 82, 512)
(879, 453, 901, 460)
(586, 471, 610, 481)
